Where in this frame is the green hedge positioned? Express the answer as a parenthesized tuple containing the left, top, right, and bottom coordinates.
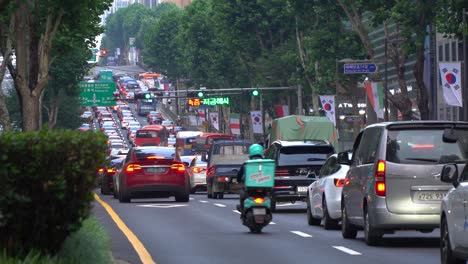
(0, 216, 113, 264)
(0, 129, 108, 257)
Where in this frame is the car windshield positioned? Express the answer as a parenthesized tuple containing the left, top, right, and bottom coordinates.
(278, 146, 334, 166)
(386, 128, 468, 164)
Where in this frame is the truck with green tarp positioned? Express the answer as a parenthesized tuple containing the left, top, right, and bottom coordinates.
(268, 115, 339, 151)
(264, 115, 338, 210)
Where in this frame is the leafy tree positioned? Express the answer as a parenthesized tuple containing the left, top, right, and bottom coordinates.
(144, 7, 183, 78)
(43, 37, 92, 128)
(0, 0, 111, 131)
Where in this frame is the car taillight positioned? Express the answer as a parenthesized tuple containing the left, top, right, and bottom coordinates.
(192, 167, 204, 173)
(275, 168, 288, 177)
(98, 168, 104, 173)
(126, 164, 142, 173)
(375, 160, 386, 196)
(334, 178, 346, 187)
(217, 177, 230, 182)
(254, 197, 264, 204)
(171, 164, 185, 172)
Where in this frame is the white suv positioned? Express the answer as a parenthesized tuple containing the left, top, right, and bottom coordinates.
(440, 163, 468, 264)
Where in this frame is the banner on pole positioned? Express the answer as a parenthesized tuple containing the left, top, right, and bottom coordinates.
(250, 111, 263, 134)
(364, 82, 385, 119)
(319, 95, 336, 126)
(230, 113, 241, 135)
(439, 62, 462, 107)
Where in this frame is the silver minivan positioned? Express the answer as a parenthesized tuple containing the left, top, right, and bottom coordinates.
(339, 121, 468, 246)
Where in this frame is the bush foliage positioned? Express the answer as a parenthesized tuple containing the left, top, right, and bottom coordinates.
(0, 129, 108, 257)
(0, 216, 113, 264)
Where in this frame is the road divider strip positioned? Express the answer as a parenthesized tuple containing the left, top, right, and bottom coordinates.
(332, 246, 362, 255)
(291, 231, 313, 238)
(94, 193, 157, 264)
(214, 203, 226, 207)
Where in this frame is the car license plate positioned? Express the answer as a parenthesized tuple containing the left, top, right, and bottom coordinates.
(416, 191, 447, 201)
(297, 186, 308, 193)
(145, 167, 166, 174)
(231, 178, 237, 183)
(253, 208, 266, 215)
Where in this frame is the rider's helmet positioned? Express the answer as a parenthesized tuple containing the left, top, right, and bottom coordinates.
(248, 144, 264, 159)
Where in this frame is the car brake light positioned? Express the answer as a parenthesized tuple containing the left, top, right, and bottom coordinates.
(126, 164, 142, 173)
(411, 144, 434, 149)
(147, 155, 164, 160)
(171, 164, 185, 172)
(275, 168, 288, 177)
(217, 177, 229, 182)
(375, 160, 386, 196)
(106, 168, 114, 173)
(254, 197, 264, 204)
(192, 167, 204, 173)
(334, 178, 346, 187)
(98, 168, 104, 173)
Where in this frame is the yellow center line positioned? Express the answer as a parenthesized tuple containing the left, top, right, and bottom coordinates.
(94, 193, 156, 264)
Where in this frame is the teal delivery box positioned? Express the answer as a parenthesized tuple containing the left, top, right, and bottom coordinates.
(244, 159, 275, 188)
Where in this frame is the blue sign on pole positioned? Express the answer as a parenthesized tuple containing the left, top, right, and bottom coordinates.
(343, 63, 378, 74)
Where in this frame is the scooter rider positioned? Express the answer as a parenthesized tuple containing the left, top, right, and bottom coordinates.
(236, 144, 264, 215)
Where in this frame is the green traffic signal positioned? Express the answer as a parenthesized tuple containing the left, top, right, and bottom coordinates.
(252, 90, 259, 96)
(197, 91, 204, 97)
(145, 93, 151, 99)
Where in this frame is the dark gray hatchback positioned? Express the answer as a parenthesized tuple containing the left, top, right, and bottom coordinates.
(339, 121, 468, 246)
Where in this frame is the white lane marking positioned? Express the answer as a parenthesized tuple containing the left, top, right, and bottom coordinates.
(189, 197, 194, 200)
(233, 210, 241, 214)
(332, 246, 362, 255)
(214, 203, 226, 208)
(291, 231, 313, 237)
(138, 204, 188, 208)
(199, 200, 209, 203)
(269, 222, 276, 225)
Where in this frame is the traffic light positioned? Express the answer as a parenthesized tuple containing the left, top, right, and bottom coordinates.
(135, 92, 152, 99)
(251, 89, 259, 96)
(197, 91, 204, 97)
(101, 49, 107, 56)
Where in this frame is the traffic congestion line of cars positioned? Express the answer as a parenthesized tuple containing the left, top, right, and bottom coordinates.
(82, 98, 468, 262)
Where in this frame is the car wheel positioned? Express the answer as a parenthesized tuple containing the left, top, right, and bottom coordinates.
(118, 180, 131, 203)
(207, 183, 213, 198)
(341, 204, 357, 239)
(364, 208, 383, 246)
(323, 197, 339, 230)
(101, 177, 111, 195)
(217, 192, 224, 199)
(441, 216, 464, 264)
(175, 191, 190, 202)
(270, 199, 276, 212)
(307, 199, 321, 226)
(190, 188, 196, 194)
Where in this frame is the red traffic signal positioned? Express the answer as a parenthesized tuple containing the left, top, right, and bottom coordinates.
(101, 49, 107, 56)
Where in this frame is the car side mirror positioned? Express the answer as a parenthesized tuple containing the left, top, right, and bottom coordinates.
(443, 128, 459, 143)
(337, 152, 351, 165)
(201, 154, 207, 162)
(441, 164, 459, 188)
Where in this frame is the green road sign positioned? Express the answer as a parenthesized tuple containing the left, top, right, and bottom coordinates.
(99, 70, 113, 82)
(79, 82, 116, 107)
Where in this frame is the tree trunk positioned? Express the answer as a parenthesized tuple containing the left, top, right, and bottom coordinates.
(21, 92, 42, 131)
(47, 95, 60, 128)
(413, 41, 429, 120)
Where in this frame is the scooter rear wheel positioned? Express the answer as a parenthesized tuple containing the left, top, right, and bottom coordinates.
(249, 226, 262, 233)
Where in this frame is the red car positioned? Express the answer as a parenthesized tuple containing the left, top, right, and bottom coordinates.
(114, 146, 190, 203)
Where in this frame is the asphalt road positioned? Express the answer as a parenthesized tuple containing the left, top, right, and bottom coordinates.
(92, 66, 442, 264)
(93, 192, 442, 264)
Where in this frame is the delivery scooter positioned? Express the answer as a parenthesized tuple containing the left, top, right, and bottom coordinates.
(239, 159, 275, 233)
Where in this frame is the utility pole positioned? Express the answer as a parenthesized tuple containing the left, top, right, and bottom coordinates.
(463, 8, 468, 121)
(384, 38, 389, 121)
(297, 84, 303, 115)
